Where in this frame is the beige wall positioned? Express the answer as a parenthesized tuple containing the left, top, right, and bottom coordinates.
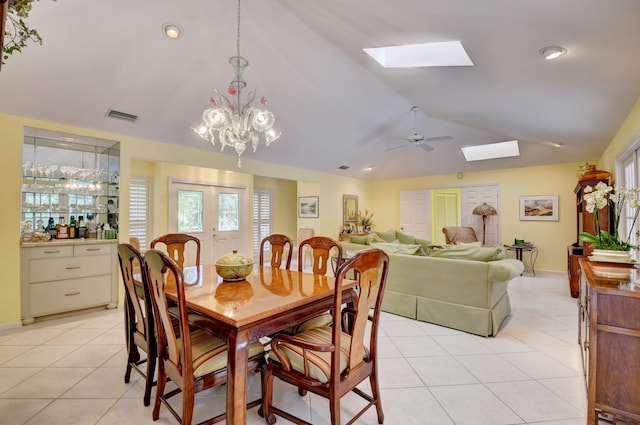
(4, 95, 640, 326)
(0, 113, 371, 326)
(253, 175, 297, 238)
(370, 163, 587, 272)
(599, 97, 640, 179)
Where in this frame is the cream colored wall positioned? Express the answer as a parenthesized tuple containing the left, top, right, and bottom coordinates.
(4, 95, 640, 326)
(599, 97, 640, 179)
(0, 118, 25, 327)
(0, 113, 371, 326)
(254, 176, 297, 238)
(371, 163, 591, 271)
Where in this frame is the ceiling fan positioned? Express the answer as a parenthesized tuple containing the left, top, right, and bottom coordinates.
(385, 106, 453, 152)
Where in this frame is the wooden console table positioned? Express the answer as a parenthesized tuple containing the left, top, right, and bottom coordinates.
(578, 258, 640, 424)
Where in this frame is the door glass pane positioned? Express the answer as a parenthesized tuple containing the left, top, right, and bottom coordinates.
(178, 190, 204, 232)
(219, 192, 239, 231)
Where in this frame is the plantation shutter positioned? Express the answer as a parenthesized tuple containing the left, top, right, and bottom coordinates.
(130, 177, 151, 250)
(253, 189, 272, 257)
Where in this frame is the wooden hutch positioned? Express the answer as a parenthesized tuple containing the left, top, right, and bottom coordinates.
(568, 177, 610, 298)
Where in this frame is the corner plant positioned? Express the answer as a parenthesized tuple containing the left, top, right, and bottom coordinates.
(2, 0, 53, 66)
(579, 181, 640, 251)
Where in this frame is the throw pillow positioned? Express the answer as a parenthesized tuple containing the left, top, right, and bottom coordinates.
(375, 230, 397, 243)
(349, 235, 368, 245)
(365, 233, 386, 244)
(427, 245, 502, 262)
(396, 231, 416, 245)
(370, 242, 425, 256)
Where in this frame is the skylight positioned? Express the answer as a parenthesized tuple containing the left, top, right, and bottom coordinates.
(461, 140, 520, 162)
(363, 41, 473, 68)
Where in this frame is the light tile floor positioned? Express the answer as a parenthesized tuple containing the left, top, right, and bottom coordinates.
(0, 271, 587, 424)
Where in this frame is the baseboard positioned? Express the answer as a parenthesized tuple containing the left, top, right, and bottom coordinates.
(0, 321, 22, 332)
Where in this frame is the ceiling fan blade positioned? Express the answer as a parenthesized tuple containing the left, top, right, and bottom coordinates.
(418, 143, 434, 152)
(385, 143, 409, 152)
(424, 135, 453, 143)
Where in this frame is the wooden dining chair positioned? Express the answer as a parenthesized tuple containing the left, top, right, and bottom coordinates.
(117, 243, 156, 406)
(259, 234, 293, 269)
(262, 248, 390, 425)
(298, 236, 341, 276)
(289, 236, 343, 333)
(143, 249, 266, 425)
(150, 233, 200, 269)
(442, 226, 479, 245)
(292, 228, 315, 268)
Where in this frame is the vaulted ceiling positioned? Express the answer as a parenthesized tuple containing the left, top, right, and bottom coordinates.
(2, 0, 640, 180)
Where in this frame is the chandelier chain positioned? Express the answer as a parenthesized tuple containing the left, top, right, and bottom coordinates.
(236, 0, 241, 58)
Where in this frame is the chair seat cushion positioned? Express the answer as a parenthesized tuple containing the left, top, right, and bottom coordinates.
(288, 312, 333, 334)
(188, 329, 264, 378)
(268, 326, 369, 383)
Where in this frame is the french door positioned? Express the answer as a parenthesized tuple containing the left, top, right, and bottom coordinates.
(168, 180, 249, 265)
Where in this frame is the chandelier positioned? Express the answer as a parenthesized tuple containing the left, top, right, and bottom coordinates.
(194, 0, 280, 168)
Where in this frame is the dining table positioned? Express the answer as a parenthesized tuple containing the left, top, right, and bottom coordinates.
(162, 264, 357, 425)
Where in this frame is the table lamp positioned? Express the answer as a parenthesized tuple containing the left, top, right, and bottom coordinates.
(473, 203, 498, 245)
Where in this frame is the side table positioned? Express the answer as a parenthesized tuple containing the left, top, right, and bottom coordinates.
(505, 244, 538, 275)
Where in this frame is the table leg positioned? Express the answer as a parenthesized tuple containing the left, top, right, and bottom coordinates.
(226, 329, 251, 425)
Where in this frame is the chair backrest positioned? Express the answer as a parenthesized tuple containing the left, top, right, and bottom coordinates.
(129, 237, 141, 251)
(117, 243, 153, 353)
(298, 236, 342, 276)
(333, 248, 389, 376)
(150, 233, 200, 269)
(442, 226, 479, 244)
(143, 249, 193, 388)
(298, 228, 314, 243)
(259, 234, 293, 269)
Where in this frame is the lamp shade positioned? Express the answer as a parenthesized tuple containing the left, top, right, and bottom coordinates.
(473, 203, 497, 216)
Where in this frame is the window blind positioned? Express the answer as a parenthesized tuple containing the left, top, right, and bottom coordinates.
(253, 189, 272, 257)
(130, 177, 151, 251)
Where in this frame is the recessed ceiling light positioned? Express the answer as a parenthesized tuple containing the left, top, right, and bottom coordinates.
(461, 140, 520, 162)
(163, 23, 183, 39)
(540, 46, 567, 60)
(364, 166, 374, 171)
(363, 40, 473, 68)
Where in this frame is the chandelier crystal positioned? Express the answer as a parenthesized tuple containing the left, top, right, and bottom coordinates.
(194, 0, 280, 168)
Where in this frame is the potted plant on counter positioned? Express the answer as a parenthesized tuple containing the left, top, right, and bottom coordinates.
(579, 181, 640, 261)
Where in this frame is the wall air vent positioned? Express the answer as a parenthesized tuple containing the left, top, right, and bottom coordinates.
(338, 165, 350, 170)
(106, 109, 138, 122)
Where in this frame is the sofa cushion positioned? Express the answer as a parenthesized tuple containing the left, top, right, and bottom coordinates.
(349, 235, 368, 245)
(427, 245, 503, 262)
(375, 230, 397, 243)
(370, 242, 425, 256)
(396, 231, 416, 245)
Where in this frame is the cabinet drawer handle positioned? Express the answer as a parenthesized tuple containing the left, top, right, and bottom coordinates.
(65, 266, 81, 270)
(85, 248, 101, 251)
(43, 250, 61, 254)
(65, 292, 81, 297)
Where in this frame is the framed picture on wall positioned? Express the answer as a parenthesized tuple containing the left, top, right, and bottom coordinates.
(298, 196, 319, 218)
(519, 195, 558, 221)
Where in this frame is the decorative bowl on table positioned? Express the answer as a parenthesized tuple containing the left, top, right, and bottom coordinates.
(215, 250, 254, 281)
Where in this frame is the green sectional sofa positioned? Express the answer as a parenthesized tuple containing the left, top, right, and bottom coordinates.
(340, 230, 524, 337)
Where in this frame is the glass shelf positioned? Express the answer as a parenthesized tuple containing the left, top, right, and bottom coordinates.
(21, 129, 120, 235)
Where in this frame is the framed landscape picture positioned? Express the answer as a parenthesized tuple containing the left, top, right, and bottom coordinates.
(520, 195, 558, 221)
(298, 196, 319, 218)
